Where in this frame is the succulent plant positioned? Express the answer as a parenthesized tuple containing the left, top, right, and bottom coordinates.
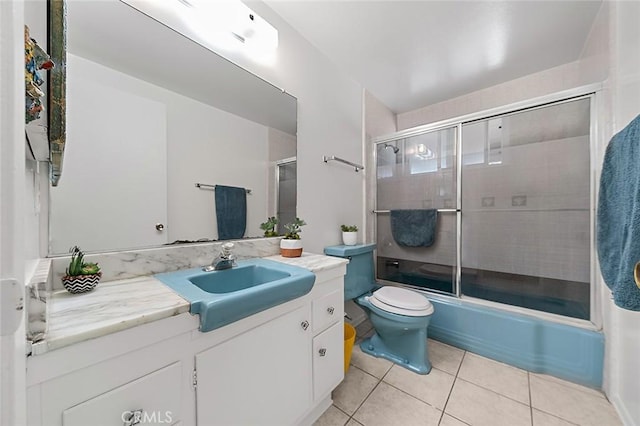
(341, 224, 358, 232)
(66, 246, 101, 276)
(260, 216, 279, 237)
(283, 218, 306, 240)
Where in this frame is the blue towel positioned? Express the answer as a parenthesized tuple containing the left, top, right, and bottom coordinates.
(215, 185, 247, 240)
(390, 209, 438, 247)
(597, 114, 640, 311)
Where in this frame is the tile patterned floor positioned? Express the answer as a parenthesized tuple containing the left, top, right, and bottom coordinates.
(314, 321, 622, 426)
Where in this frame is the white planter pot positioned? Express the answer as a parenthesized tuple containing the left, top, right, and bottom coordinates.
(342, 232, 358, 246)
(280, 238, 303, 257)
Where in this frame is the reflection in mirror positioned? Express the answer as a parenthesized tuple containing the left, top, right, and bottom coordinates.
(49, 0, 297, 255)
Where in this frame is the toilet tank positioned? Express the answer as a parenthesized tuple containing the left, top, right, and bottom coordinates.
(324, 243, 377, 301)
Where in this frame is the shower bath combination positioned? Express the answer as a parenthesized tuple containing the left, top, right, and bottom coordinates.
(373, 96, 593, 321)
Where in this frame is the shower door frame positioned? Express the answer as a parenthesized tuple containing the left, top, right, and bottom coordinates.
(371, 83, 602, 327)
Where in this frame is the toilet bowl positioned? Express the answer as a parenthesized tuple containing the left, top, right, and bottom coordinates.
(324, 243, 434, 374)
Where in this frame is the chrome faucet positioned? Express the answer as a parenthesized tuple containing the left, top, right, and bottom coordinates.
(203, 242, 236, 272)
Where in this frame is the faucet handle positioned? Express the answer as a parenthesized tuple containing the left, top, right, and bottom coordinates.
(221, 242, 234, 258)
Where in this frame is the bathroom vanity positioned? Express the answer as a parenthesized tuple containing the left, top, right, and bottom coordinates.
(26, 253, 347, 426)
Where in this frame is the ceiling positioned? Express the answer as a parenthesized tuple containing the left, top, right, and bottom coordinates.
(265, 1, 602, 114)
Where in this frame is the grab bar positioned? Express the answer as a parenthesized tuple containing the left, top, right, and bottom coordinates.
(322, 155, 364, 172)
(372, 209, 459, 213)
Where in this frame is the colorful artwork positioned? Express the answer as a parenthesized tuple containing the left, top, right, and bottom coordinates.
(24, 25, 54, 124)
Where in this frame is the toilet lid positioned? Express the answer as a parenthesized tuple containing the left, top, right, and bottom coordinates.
(370, 287, 434, 316)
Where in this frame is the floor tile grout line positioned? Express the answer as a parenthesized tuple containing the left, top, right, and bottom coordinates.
(454, 376, 531, 407)
(348, 373, 385, 423)
(334, 363, 379, 424)
(528, 372, 533, 426)
(530, 373, 606, 399)
(439, 350, 467, 424)
(380, 370, 447, 413)
(532, 407, 583, 426)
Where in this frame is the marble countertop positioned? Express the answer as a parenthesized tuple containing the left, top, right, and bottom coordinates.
(37, 276, 190, 354)
(264, 252, 349, 273)
(34, 253, 347, 355)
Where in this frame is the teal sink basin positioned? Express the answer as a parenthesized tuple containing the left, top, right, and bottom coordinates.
(155, 258, 315, 332)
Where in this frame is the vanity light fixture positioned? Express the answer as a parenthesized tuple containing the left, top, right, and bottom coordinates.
(178, 0, 279, 53)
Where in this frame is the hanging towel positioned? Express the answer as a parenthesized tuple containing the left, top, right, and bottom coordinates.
(390, 209, 438, 247)
(215, 185, 247, 240)
(597, 114, 640, 311)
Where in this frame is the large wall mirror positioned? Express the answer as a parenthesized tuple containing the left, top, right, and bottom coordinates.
(49, 0, 297, 255)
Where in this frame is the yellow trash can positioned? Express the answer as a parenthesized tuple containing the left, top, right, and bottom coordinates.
(344, 323, 356, 373)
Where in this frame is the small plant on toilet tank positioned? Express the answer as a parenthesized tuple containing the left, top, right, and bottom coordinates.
(280, 218, 306, 258)
(341, 224, 358, 246)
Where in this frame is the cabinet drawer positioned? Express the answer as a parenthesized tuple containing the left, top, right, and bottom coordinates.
(312, 321, 344, 401)
(312, 289, 343, 333)
(62, 362, 182, 426)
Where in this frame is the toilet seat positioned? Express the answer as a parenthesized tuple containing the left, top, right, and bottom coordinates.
(369, 286, 434, 317)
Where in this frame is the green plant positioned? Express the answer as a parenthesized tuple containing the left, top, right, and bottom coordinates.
(65, 246, 101, 276)
(260, 216, 279, 237)
(283, 218, 306, 240)
(341, 224, 358, 232)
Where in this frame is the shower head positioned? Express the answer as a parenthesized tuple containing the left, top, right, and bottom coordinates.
(384, 143, 399, 154)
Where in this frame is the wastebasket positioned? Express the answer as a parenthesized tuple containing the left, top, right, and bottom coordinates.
(344, 323, 356, 373)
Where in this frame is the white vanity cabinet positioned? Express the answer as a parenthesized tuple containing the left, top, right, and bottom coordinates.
(27, 256, 347, 426)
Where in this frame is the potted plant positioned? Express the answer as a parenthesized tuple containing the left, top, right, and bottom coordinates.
(260, 216, 279, 237)
(341, 224, 358, 246)
(280, 217, 306, 258)
(61, 246, 102, 294)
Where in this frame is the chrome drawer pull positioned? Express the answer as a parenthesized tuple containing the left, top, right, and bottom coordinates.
(319, 348, 327, 357)
(301, 320, 309, 331)
(327, 307, 335, 315)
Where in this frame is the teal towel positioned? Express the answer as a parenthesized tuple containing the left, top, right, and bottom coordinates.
(215, 185, 246, 240)
(597, 114, 640, 311)
(390, 209, 438, 247)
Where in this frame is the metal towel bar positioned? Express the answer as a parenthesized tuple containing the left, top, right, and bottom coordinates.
(322, 155, 364, 172)
(195, 183, 252, 194)
(372, 209, 459, 213)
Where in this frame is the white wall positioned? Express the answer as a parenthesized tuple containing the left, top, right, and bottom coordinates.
(601, 1, 640, 425)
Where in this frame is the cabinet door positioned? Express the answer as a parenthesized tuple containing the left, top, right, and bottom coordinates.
(196, 305, 311, 426)
(312, 321, 344, 401)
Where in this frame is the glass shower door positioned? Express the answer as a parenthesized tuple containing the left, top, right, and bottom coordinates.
(375, 127, 458, 294)
(460, 98, 591, 319)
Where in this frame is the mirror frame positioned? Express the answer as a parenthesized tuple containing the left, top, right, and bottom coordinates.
(48, 0, 67, 186)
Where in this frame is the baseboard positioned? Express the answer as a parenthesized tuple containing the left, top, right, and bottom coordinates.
(610, 393, 638, 426)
